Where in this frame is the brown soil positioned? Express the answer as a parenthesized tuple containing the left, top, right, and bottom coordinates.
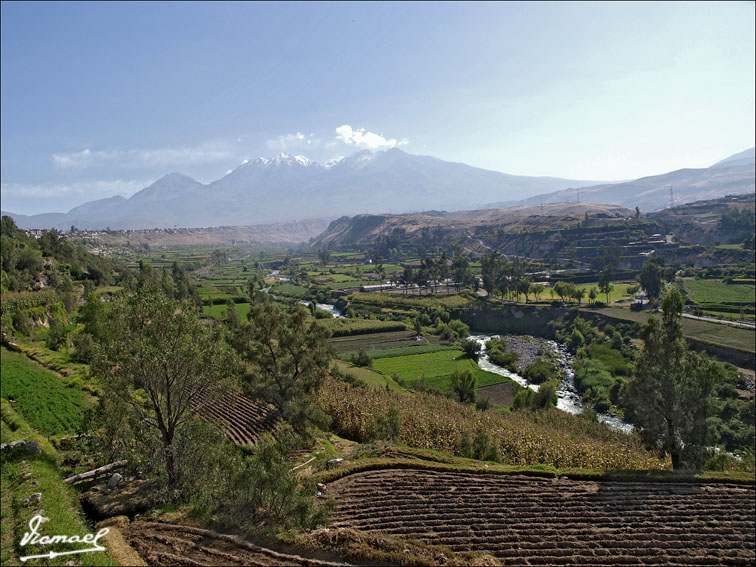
(123, 520, 348, 566)
(328, 468, 756, 566)
(477, 382, 514, 407)
(194, 389, 280, 446)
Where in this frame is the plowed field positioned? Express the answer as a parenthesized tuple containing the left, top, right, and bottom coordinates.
(123, 520, 347, 566)
(194, 389, 279, 446)
(328, 469, 756, 566)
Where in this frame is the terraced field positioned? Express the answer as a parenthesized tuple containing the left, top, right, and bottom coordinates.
(328, 468, 756, 566)
(194, 389, 279, 446)
(123, 521, 346, 566)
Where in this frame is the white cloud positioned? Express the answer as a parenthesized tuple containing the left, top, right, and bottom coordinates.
(51, 141, 232, 170)
(266, 131, 319, 152)
(1, 178, 150, 201)
(335, 125, 408, 150)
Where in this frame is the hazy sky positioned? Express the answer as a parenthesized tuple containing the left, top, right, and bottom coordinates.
(2, 1, 754, 215)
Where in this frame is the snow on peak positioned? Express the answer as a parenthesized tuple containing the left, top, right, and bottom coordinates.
(325, 156, 345, 168)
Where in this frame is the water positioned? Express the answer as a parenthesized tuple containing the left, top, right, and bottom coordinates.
(298, 301, 345, 318)
(470, 333, 633, 433)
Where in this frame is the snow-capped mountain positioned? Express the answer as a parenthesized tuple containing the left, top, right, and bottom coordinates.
(6, 147, 751, 231)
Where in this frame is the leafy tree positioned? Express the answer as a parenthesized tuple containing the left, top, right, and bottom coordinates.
(460, 338, 482, 360)
(92, 286, 233, 488)
(450, 368, 477, 403)
(598, 267, 614, 304)
(624, 286, 722, 469)
(639, 260, 664, 302)
(317, 248, 331, 266)
(351, 348, 372, 368)
(554, 280, 572, 303)
(233, 296, 332, 433)
(529, 283, 546, 302)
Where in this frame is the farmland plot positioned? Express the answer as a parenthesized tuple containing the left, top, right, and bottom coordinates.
(123, 521, 346, 566)
(194, 389, 279, 446)
(328, 469, 755, 566)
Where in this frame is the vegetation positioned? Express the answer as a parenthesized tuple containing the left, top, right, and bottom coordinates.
(625, 287, 723, 470)
(92, 285, 234, 488)
(1, 348, 89, 436)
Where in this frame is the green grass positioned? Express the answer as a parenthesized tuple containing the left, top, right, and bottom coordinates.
(1, 348, 90, 436)
(337, 343, 455, 361)
(202, 302, 251, 320)
(320, 318, 407, 336)
(1, 400, 117, 566)
(350, 292, 474, 309)
(683, 279, 755, 305)
(271, 282, 309, 297)
(575, 281, 636, 304)
(586, 307, 756, 353)
(333, 360, 407, 392)
(372, 349, 512, 393)
(582, 343, 631, 376)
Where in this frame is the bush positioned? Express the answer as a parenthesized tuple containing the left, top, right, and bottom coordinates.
(460, 338, 481, 360)
(45, 316, 69, 351)
(450, 368, 477, 403)
(71, 332, 95, 363)
(351, 348, 372, 368)
(522, 359, 558, 384)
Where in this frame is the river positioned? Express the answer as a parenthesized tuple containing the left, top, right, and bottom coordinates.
(298, 301, 345, 318)
(469, 333, 633, 433)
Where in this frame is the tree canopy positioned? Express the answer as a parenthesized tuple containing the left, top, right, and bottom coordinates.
(624, 286, 722, 469)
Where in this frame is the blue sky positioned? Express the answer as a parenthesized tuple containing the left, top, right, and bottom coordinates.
(1, 1, 754, 215)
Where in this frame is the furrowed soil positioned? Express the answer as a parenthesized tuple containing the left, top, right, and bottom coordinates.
(327, 468, 756, 566)
(123, 520, 348, 566)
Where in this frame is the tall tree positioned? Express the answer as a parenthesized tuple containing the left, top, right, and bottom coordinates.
(92, 286, 232, 487)
(624, 286, 722, 469)
(233, 295, 332, 432)
(639, 260, 664, 302)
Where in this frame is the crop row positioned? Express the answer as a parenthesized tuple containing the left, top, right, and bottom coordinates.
(193, 389, 279, 446)
(327, 469, 755, 565)
(317, 377, 668, 471)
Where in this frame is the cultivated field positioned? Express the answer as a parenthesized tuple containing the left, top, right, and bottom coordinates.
(123, 521, 346, 566)
(194, 389, 279, 446)
(328, 468, 756, 566)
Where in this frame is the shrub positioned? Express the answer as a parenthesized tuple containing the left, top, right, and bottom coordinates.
(522, 359, 558, 384)
(450, 368, 477, 403)
(351, 348, 372, 368)
(460, 338, 482, 360)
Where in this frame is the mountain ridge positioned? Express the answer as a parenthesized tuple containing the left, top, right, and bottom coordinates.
(4, 147, 753, 231)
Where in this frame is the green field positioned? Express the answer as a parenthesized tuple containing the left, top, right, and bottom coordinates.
(202, 301, 251, 319)
(372, 349, 512, 393)
(683, 279, 755, 305)
(0, 348, 89, 436)
(333, 360, 407, 392)
(320, 318, 407, 336)
(329, 330, 445, 352)
(575, 281, 636, 304)
(587, 307, 756, 353)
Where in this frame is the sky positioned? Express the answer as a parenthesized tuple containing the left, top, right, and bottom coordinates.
(1, 1, 754, 215)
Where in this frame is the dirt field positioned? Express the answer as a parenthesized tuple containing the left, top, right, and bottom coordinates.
(477, 381, 515, 406)
(327, 468, 756, 565)
(195, 389, 279, 446)
(123, 520, 347, 566)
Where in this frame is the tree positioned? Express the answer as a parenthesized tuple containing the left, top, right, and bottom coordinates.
(92, 286, 232, 488)
(624, 286, 721, 469)
(317, 249, 331, 266)
(554, 281, 571, 303)
(450, 368, 477, 403)
(598, 268, 614, 304)
(588, 287, 598, 305)
(529, 283, 546, 303)
(233, 296, 332, 432)
(460, 338, 482, 360)
(639, 260, 663, 302)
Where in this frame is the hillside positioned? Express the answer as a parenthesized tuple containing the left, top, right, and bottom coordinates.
(490, 149, 754, 212)
(311, 203, 636, 248)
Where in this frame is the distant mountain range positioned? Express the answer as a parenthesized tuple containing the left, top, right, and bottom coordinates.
(2, 147, 753, 231)
(1, 149, 607, 230)
(490, 148, 755, 211)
